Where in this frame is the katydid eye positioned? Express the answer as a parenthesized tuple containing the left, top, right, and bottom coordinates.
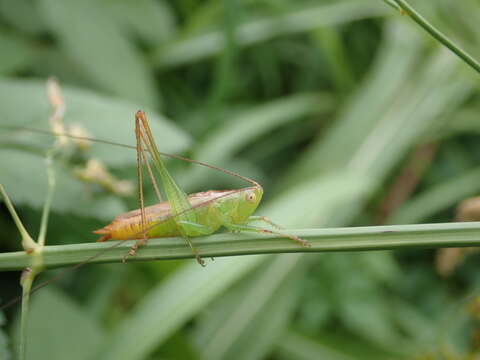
(246, 192, 256, 203)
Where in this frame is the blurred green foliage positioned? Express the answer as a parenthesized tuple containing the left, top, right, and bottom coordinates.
(0, 0, 480, 359)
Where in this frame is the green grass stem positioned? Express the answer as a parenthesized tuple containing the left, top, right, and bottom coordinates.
(0, 185, 37, 253)
(386, 0, 480, 74)
(18, 269, 36, 360)
(1, 222, 479, 271)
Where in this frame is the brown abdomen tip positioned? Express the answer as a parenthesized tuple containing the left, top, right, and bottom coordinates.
(93, 225, 112, 242)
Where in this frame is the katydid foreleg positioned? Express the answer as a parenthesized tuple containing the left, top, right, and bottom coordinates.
(224, 222, 311, 247)
(246, 216, 283, 229)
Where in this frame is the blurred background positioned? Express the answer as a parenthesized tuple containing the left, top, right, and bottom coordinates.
(1, 0, 480, 359)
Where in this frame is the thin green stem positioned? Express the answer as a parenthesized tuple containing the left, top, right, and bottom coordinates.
(7, 78, 64, 359)
(382, 0, 401, 11)
(0, 184, 38, 253)
(385, 0, 480, 74)
(19, 269, 36, 360)
(0, 184, 43, 357)
(0, 222, 479, 271)
(38, 151, 57, 247)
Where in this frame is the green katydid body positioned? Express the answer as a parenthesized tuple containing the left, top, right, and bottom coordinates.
(94, 187, 263, 241)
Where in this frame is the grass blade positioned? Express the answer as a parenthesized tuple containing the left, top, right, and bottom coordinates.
(1, 222, 480, 271)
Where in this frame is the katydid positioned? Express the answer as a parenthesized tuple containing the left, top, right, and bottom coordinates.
(93, 110, 310, 266)
(0, 113, 310, 309)
(1, 110, 310, 268)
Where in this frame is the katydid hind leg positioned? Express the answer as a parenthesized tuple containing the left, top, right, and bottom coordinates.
(124, 112, 151, 261)
(125, 238, 148, 261)
(128, 111, 203, 261)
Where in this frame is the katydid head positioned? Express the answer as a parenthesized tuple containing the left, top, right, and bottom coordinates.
(235, 186, 264, 222)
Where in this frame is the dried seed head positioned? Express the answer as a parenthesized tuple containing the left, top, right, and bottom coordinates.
(46, 77, 68, 147)
(74, 159, 134, 197)
(68, 123, 92, 151)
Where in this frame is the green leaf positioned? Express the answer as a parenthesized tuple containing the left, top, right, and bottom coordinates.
(154, 1, 390, 68)
(264, 170, 374, 227)
(0, 31, 34, 74)
(107, 0, 176, 46)
(0, 79, 191, 167)
(198, 254, 305, 360)
(338, 286, 399, 347)
(279, 21, 423, 188)
(12, 288, 104, 360)
(443, 108, 480, 136)
(38, 0, 159, 107)
(184, 93, 333, 190)
(281, 24, 474, 193)
(0, 0, 45, 34)
(276, 331, 402, 360)
(0, 312, 11, 360)
(390, 166, 480, 224)
(277, 331, 359, 360)
(99, 256, 265, 360)
(0, 149, 126, 221)
(0, 79, 190, 219)
(390, 299, 438, 350)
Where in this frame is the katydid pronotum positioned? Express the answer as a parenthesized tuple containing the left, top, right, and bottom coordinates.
(93, 110, 310, 266)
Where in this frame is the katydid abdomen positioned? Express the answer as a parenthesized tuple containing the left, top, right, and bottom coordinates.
(94, 186, 264, 241)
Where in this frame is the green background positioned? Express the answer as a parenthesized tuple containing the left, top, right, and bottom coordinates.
(0, 0, 479, 359)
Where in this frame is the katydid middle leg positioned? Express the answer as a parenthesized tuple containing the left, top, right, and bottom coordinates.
(177, 220, 217, 266)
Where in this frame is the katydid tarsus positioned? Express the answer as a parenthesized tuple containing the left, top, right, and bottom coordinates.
(2, 110, 310, 269)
